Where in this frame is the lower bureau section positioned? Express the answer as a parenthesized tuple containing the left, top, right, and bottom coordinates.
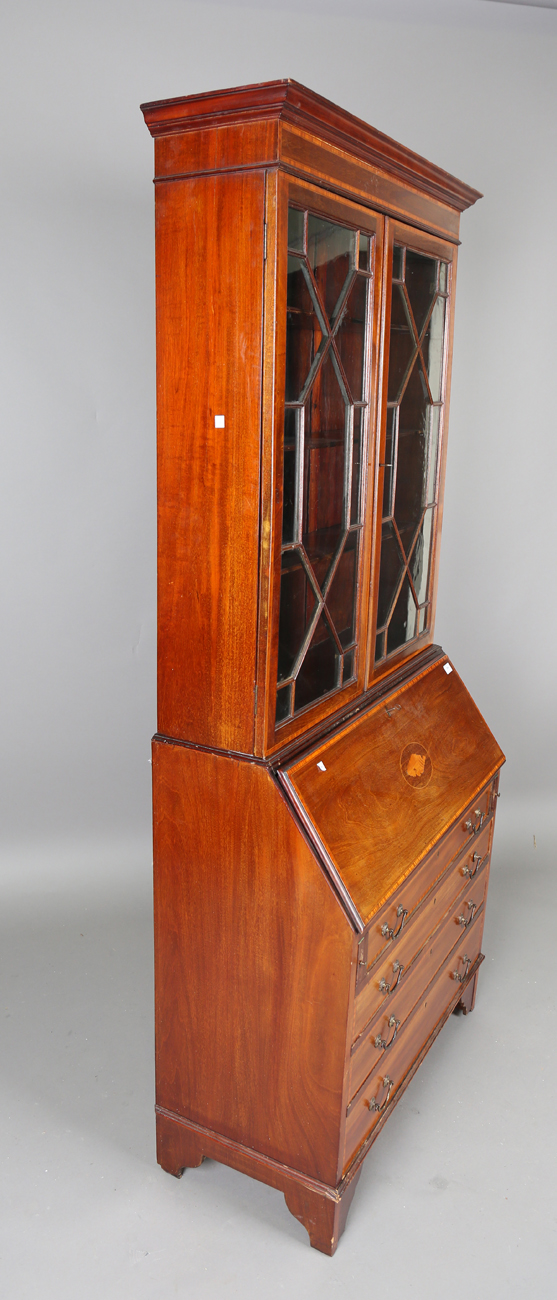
(152, 711, 503, 1254)
(343, 919, 484, 1171)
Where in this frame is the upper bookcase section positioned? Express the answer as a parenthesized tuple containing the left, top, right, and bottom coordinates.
(143, 81, 482, 759)
(141, 79, 481, 243)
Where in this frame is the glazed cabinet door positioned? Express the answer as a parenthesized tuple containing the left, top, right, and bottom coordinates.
(259, 176, 384, 754)
(368, 222, 458, 683)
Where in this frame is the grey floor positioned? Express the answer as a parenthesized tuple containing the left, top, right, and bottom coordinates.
(1, 801, 555, 1299)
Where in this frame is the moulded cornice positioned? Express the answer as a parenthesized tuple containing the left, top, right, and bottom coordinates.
(140, 79, 482, 213)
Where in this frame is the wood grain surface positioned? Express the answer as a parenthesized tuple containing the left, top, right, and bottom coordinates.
(284, 659, 504, 925)
(359, 803, 493, 978)
(153, 119, 279, 179)
(154, 170, 264, 752)
(152, 737, 354, 1186)
(280, 125, 460, 241)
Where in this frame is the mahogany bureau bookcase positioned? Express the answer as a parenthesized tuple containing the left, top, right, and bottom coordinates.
(141, 80, 504, 1255)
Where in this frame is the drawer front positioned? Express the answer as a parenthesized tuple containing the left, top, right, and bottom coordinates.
(429, 780, 494, 883)
(457, 828, 492, 884)
(358, 781, 495, 978)
(353, 828, 491, 1040)
(344, 921, 484, 1170)
(349, 865, 488, 1098)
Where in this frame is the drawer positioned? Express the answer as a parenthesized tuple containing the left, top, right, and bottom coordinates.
(343, 918, 484, 1171)
(353, 830, 490, 1040)
(429, 780, 494, 882)
(357, 781, 495, 979)
(349, 864, 488, 1099)
(457, 827, 492, 883)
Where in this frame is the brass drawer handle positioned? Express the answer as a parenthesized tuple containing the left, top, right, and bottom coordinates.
(464, 809, 485, 835)
(374, 1016, 400, 1051)
(381, 906, 408, 942)
(379, 961, 404, 995)
(457, 902, 477, 930)
(368, 1075, 394, 1112)
(462, 851, 488, 879)
(452, 955, 471, 983)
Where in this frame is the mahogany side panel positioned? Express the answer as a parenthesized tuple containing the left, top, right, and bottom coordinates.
(154, 171, 265, 752)
(152, 738, 354, 1186)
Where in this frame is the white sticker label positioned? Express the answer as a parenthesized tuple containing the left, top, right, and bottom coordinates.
(317, 760, 326, 772)
(443, 663, 453, 674)
(214, 415, 225, 428)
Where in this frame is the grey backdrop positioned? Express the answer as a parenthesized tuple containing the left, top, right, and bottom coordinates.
(1, 0, 555, 865)
(2, 3, 556, 1296)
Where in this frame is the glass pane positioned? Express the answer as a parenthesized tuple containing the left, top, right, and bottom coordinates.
(294, 613, 338, 710)
(371, 242, 450, 670)
(421, 295, 446, 401)
(359, 234, 370, 271)
(410, 507, 434, 606)
(282, 408, 297, 543)
(277, 550, 316, 682)
(303, 351, 348, 575)
(382, 408, 396, 520)
(417, 606, 429, 635)
(326, 531, 357, 648)
(335, 275, 367, 401)
(386, 575, 418, 655)
(288, 208, 304, 252)
(376, 520, 405, 628)
(278, 207, 372, 720)
(351, 408, 363, 525)
(285, 257, 325, 402)
(275, 684, 292, 724)
(425, 406, 441, 504)
(305, 347, 347, 441)
(387, 285, 416, 403)
(303, 445, 345, 586)
(404, 249, 438, 335)
(392, 245, 404, 281)
(307, 215, 355, 321)
(394, 363, 428, 538)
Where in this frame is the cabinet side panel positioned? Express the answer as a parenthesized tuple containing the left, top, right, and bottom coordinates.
(153, 740, 353, 1186)
(155, 172, 264, 751)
